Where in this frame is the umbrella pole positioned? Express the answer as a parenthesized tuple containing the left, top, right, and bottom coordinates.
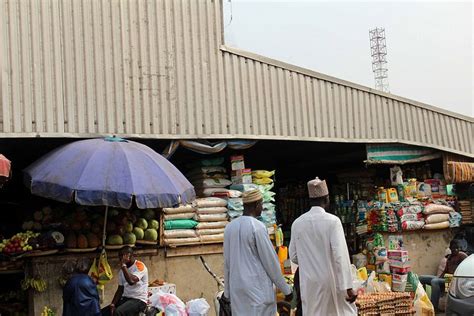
(102, 205, 108, 248)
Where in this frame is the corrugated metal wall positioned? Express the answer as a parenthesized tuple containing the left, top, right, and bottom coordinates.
(1, 0, 473, 157)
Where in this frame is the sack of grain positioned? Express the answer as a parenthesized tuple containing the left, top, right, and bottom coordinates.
(163, 204, 196, 214)
(424, 221, 450, 230)
(196, 221, 228, 229)
(196, 207, 228, 214)
(164, 229, 198, 238)
(196, 228, 225, 236)
(423, 204, 454, 215)
(200, 233, 224, 243)
(195, 197, 228, 208)
(425, 213, 449, 224)
(164, 212, 195, 220)
(195, 213, 228, 222)
(164, 237, 200, 245)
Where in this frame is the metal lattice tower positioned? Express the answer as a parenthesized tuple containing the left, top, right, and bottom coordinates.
(369, 27, 390, 93)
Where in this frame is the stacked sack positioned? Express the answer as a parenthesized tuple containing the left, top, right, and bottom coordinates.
(397, 202, 424, 231)
(367, 201, 388, 232)
(186, 158, 232, 198)
(252, 170, 277, 228)
(423, 203, 454, 230)
(385, 204, 400, 233)
(162, 205, 199, 245)
(194, 197, 229, 243)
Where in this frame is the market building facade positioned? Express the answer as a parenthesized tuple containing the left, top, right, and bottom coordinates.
(0, 0, 473, 315)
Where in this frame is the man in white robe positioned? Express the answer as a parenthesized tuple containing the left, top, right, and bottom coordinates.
(224, 189, 293, 316)
(289, 177, 357, 316)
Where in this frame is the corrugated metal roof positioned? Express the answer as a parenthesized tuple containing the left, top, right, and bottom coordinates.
(0, 0, 473, 157)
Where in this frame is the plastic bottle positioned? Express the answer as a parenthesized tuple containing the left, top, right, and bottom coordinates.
(377, 187, 388, 203)
(387, 188, 399, 202)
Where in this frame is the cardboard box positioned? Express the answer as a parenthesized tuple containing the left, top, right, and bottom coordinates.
(388, 250, 409, 262)
(389, 259, 411, 268)
(231, 168, 252, 184)
(230, 155, 245, 171)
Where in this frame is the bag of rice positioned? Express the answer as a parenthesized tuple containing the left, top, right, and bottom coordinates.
(425, 213, 449, 224)
(163, 205, 196, 214)
(164, 237, 200, 245)
(196, 221, 228, 229)
(195, 197, 228, 208)
(196, 228, 225, 235)
(424, 221, 450, 230)
(423, 204, 454, 215)
(195, 213, 228, 222)
(164, 229, 198, 238)
(164, 213, 195, 220)
(200, 233, 224, 243)
(196, 207, 228, 214)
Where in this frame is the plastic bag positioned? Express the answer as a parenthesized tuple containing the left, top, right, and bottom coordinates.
(374, 247, 388, 264)
(413, 281, 435, 315)
(195, 197, 228, 208)
(252, 170, 275, 178)
(253, 177, 273, 185)
(149, 291, 186, 316)
(186, 298, 211, 316)
(88, 251, 113, 287)
(351, 265, 364, 292)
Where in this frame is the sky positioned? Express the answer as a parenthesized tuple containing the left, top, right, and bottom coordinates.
(223, 0, 474, 118)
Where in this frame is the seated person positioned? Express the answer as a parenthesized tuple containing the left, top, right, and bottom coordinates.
(63, 258, 101, 316)
(419, 240, 467, 312)
(102, 246, 148, 316)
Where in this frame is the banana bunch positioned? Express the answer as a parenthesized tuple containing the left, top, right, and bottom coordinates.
(41, 306, 55, 316)
(21, 277, 47, 292)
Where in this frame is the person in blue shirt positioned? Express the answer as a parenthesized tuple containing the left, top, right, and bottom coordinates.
(63, 257, 101, 316)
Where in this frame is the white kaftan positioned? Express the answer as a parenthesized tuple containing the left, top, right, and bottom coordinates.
(289, 206, 357, 316)
(224, 216, 292, 316)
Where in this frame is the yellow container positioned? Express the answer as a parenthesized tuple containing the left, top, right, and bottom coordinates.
(387, 188, 399, 202)
(406, 178, 417, 197)
(377, 187, 388, 203)
(278, 246, 288, 273)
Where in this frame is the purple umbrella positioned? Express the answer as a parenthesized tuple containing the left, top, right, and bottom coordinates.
(24, 137, 194, 253)
(24, 137, 195, 209)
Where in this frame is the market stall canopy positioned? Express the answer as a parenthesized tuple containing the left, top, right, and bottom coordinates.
(365, 144, 442, 165)
(23, 137, 195, 209)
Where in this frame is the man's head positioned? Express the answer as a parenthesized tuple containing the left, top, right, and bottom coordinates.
(62, 260, 77, 277)
(242, 189, 263, 218)
(307, 177, 330, 210)
(75, 257, 92, 274)
(119, 245, 135, 265)
(309, 195, 330, 209)
(450, 239, 461, 256)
